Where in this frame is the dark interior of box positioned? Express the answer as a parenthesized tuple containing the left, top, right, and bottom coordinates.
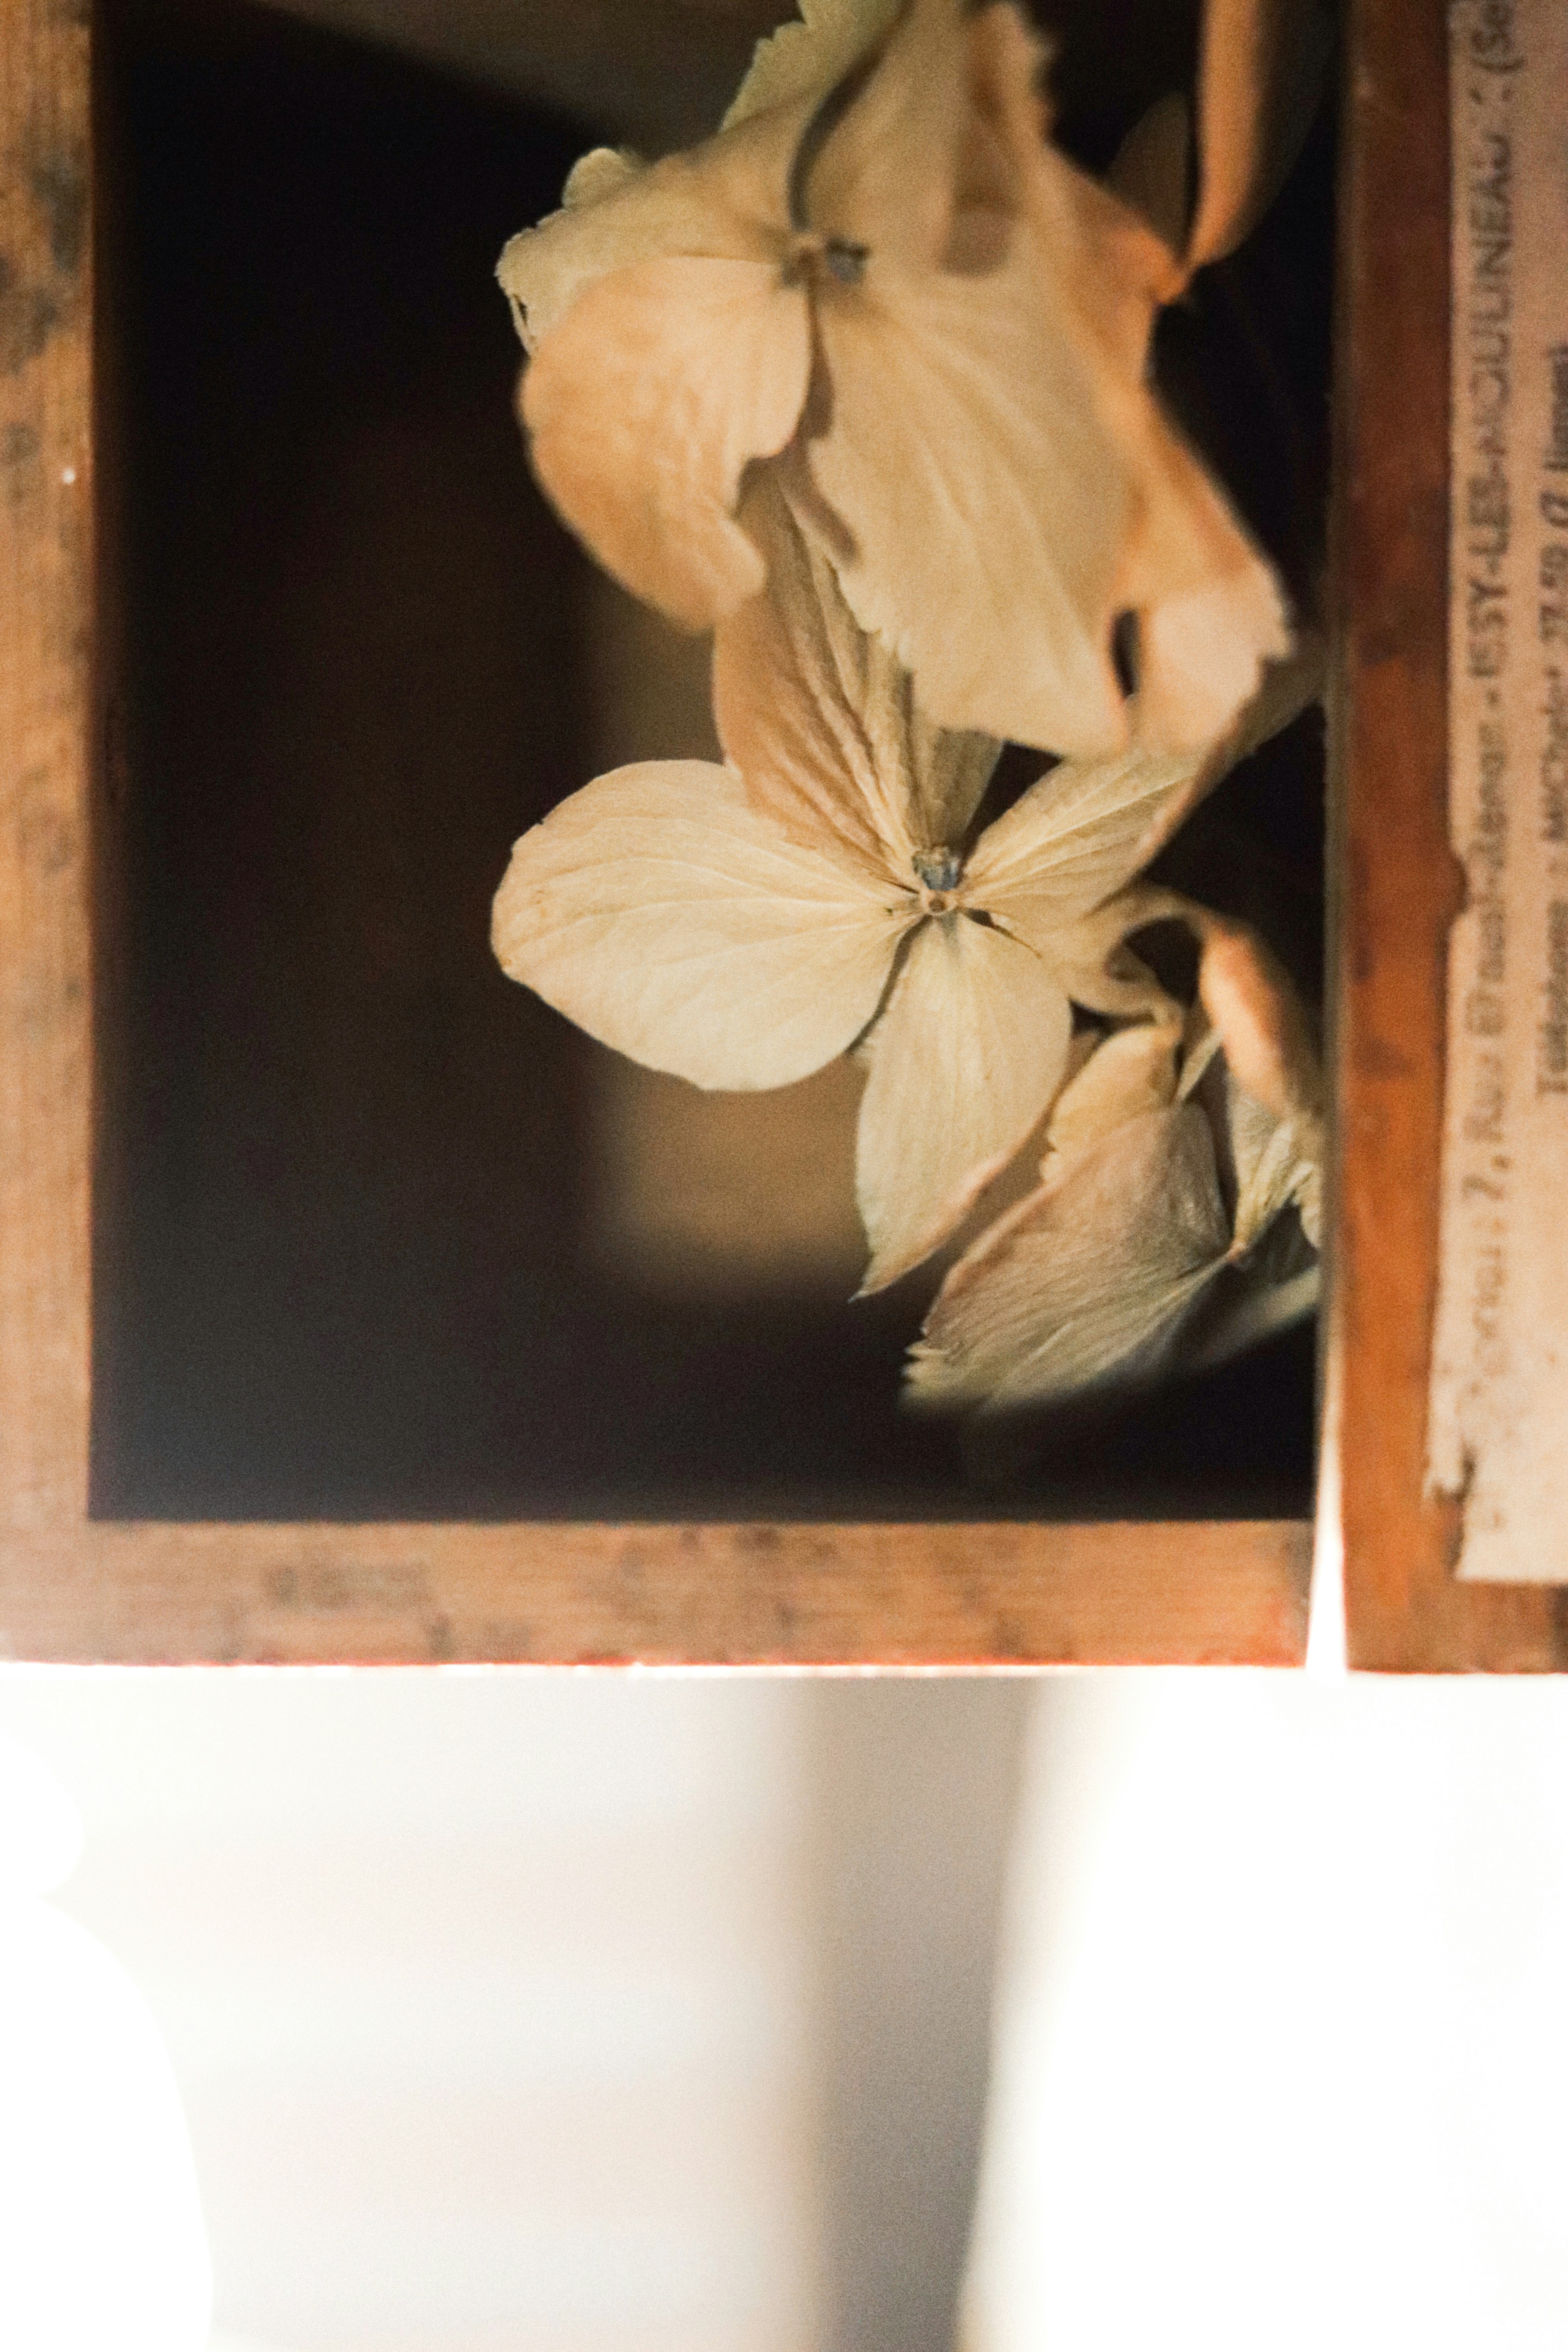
(91, 0, 1333, 1520)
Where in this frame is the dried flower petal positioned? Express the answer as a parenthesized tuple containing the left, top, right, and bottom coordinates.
(1188, 0, 1333, 270)
(491, 759, 907, 1089)
(854, 915, 1073, 1292)
(906, 1105, 1230, 1408)
(723, 0, 903, 131)
(963, 739, 1216, 939)
(713, 475, 998, 864)
(521, 256, 813, 628)
(1044, 1019, 1182, 1152)
(1197, 920, 1323, 1134)
(498, 0, 1294, 755)
(907, 1010, 1323, 1412)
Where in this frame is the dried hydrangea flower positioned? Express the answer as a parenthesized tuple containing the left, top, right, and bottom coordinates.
(496, 0, 1297, 757)
(905, 928, 1322, 1412)
(492, 484, 1297, 1292)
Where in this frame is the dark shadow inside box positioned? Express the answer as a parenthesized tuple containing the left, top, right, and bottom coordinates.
(91, 0, 1329, 1521)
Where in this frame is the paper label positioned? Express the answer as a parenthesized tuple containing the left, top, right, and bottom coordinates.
(1428, 0, 1568, 1577)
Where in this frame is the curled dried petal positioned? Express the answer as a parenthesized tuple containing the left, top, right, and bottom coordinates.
(907, 1105, 1231, 1409)
(521, 257, 813, 629)
(1045, 1020, 1182, 1153)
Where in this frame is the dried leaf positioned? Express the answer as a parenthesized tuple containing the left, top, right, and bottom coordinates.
(491, 759, 908, 1089)
(855, 915, 1073, 1291)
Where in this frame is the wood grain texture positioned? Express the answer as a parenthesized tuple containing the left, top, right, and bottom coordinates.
(0, 0, 93, 1534)
(1330, 0, 1568, 1668)
(0, 1519, 1311, 1666)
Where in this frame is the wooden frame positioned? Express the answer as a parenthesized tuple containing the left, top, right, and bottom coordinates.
(1328, 0, 1568, 1670)
(4, 0, 1324, 1669)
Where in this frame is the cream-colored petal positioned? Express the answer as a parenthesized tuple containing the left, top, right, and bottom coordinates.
(1188, 0, 1333, 270)
(855, 914, 1072, 1292)
(497, 102, 807, 351)
(806, 232, 1136, 755)
(561, 147, 643, 209)
(712, 475, 920, 870)
(724, 0, 903, 130)
(909, 717, 1001, 854)
(713, 475, 998, 871)
(906, 1105, 1230, 1409)
(993, 29, 1292, 755)
(1096, 394, 1292, 751)
(1045, 1020, 1182, 1152)
(521, 256, 813, 630)
(1197, 920, 1323, 1131)
(802, 43, 1280, 762)
(491, 760, 909, 1090)
(964, 742, 1212, 934)
(1121, 489, 1293, 752)
(1230, 1109, 1310, 1250)
(803, 0, 970, 269)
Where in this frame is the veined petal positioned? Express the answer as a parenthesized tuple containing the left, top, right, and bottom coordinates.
(906, 1105, 1230, 1409)
(1187, 1260, 1321, 1369)
(491, 760, 910, 1090)
(521, 256, 813, 630)
(973, 9, 1293, 753)
(1188, 0, 1333, 270)
(713, 474, 920, 870)
(855, 914, 1071, 1292)
(713, 474, 998, 870)
(807, 232, 1136, 754)
(964, 741, 1214, 935)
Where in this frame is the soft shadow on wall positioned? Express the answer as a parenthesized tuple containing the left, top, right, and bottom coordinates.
(0, 1673, 1029, 2352)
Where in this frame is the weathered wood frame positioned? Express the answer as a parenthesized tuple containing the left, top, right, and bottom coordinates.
(13, 0, 1506, 1671)
(1328, 0, 1568, 1669)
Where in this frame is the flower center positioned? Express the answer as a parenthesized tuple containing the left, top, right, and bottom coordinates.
(782, 233, 870, 290)
(913, 846, 963, 913)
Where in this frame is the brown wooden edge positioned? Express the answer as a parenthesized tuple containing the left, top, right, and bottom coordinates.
(1329, 0, 1568, 1668)
(0, 1521, 1311, 1667)
(0, 1, 1311, 1667)
(0, 0, 93, 1539)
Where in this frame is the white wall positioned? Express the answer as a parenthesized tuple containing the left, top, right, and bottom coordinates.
(0, 1671, 1024, 2352)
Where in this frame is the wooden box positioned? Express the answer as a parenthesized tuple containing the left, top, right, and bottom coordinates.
(3, 0, 1531, 1669)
